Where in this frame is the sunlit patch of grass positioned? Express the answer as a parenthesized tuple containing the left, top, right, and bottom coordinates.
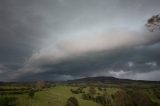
(16, 86, 98, 106)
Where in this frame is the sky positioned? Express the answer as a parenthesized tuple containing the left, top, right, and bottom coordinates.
(0, 0, 160, 81)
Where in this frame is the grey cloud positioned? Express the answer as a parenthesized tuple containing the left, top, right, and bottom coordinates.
(0, 0, 160, 81)
(0, 64, 21, 81)
(15, 42, 160, 81)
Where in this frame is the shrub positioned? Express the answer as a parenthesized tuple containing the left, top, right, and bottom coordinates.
(153, 89, 160, 99)
(0, 96, 17, 106)
(95, 95, 105, 104)
(103, 92, 112, 106)
(95, 93, 112, 106)
(131, 90, 153, 106)
(89, 86, 96, 95)
(103, 88, 106, 91)
(98, 87, 102, 91)
(77, 87, 83, 93)
(82, 93, 90, 100)
(70, 89, 80, 94)
(28, 90, 35, 98)
(82, 93, 94, 100)
(113, 90, 134, 106)
(66, 97, 79, 106)
(111, 94, 115, 100)
(70, 87, 84, 94)
(36, 80, 46, 91)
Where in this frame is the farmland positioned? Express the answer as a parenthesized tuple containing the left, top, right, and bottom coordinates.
(0, 79, 160, 106)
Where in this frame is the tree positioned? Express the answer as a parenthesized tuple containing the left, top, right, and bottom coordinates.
(113, 90, 134, 106)
(131, 90, 152, 106)
(146, 14, 160, 32)
(66, 97, 79, 106)
(36, 80, 46, 91)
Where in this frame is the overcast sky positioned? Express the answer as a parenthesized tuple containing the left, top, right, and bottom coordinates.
(0, 0, 160, 81)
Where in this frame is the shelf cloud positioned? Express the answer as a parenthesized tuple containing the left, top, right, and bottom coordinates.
(0, 0, 160, 81)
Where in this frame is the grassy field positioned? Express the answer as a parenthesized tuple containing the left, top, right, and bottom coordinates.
(15, 86, 99, 106)
(0, 84, 160, 106)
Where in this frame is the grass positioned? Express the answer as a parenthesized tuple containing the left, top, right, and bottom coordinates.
(0, 85, 159, 106)
(15, 86, 99, 106)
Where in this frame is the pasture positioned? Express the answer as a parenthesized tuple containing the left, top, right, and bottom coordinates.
(0, 84, 160, 106)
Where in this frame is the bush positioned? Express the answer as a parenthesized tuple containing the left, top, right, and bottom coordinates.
(95, 95, 105, 104)
(82, 93, 94, 100)
(28, 90, 35, 98)
(130, 90, 153, 106)
(153, 89, 160, 99)
(98, 87, 102, 91)
(70, 89, 79, 94)
(36, 80, 46, 91)
(89, 86, 96, 95)
(113, 90, 134, 106)
(66, 97, 79, 106)
(111, 94, 115, 100)
(0, 96, 17, 106)
(95, 93, 112, 106)
(70, 87, 84, 94)
(77, 87, 84, 93)
(103, 88, 106, 91)
(82, 93, 89, 100)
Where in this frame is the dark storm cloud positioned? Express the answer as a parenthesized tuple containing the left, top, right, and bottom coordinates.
(0, 64, 21, 81)
(0, 0, 160, 81)
(15, 43, 160, 81)
(0, 0, 44, 63)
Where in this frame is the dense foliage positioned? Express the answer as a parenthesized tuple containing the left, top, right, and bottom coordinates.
(66, 97, 79, 106)
(0, 96, 17, 106)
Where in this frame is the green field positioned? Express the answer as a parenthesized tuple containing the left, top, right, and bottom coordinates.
(15, 86, 99, 106)
(0, 85, 120, 106)
(0, 84, 160, 106)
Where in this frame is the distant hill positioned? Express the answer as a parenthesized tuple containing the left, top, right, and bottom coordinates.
(0, 76, 160, 85)
(0, 81, 4, 84)
(66, 76, 160, 85)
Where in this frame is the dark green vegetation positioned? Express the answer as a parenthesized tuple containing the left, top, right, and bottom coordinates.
(0, 96, 17, 106)
(67, 97, 79, 106)
(0, 77, 160, 106)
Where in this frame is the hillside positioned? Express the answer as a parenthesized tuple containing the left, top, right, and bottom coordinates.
(66, 76, 160, 85)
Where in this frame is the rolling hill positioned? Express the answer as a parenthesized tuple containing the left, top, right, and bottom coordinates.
(66, 76, 160, 85)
